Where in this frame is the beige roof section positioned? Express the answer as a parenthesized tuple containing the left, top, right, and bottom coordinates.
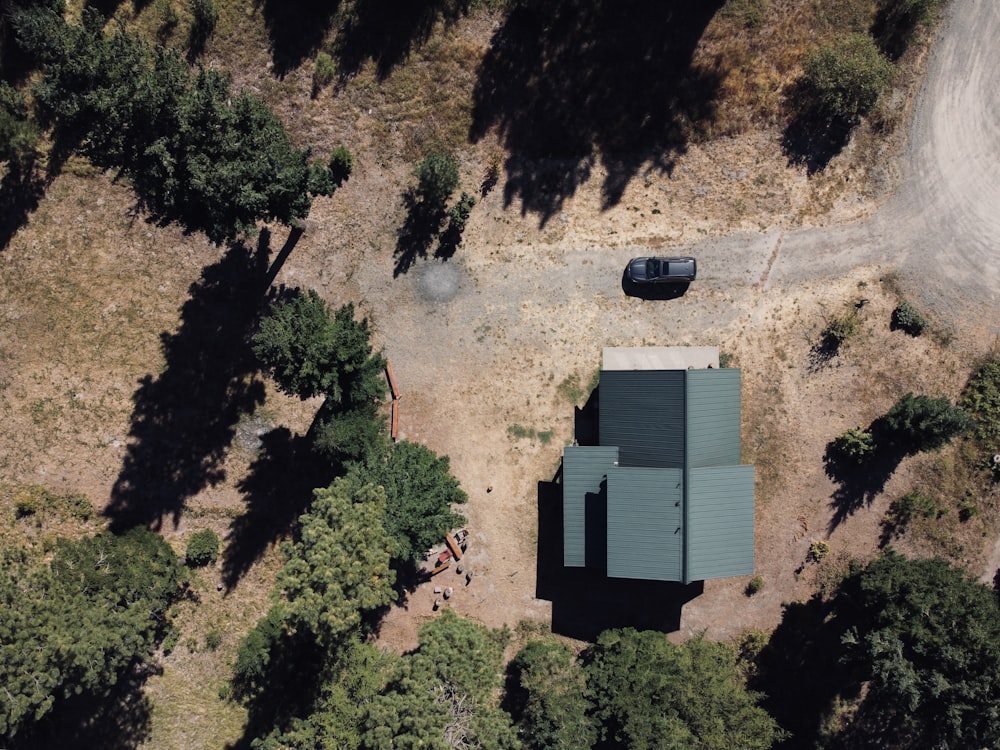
(602, 346, 719, 371)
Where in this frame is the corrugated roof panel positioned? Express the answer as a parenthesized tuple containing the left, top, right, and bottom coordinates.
(606, 467, 683, 581)
(600, 370, 685, 468)
(562, 446, 619, 567)
(686, 369, 742, 468)
(686, 466, 755, 582)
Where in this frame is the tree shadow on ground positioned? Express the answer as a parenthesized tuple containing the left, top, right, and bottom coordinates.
(751, 596, 861, 750)
(782, 108, 853, 175)
(260, 0, 342, 77)
(824, 417, 907, 532)
(536, 476, 702, 641)
(229, 631, 327, 750)
(12, 660, 161, 750)
(106, 242, 270, 531)
(0, 165, 45, 252)
(621, 272, 691, 300)
(333, 0, 468, 81)
(394, 191, 446, 276)
(470, 0, 724, 224)
(223, 427, 338, 591)
(807, 331, 845, 373)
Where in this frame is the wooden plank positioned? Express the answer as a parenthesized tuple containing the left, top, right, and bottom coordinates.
(385, 361, 401, 400)
(431, 561, 451, 576)
(445, 533, 463, 561)
(391, 398, 399, 441)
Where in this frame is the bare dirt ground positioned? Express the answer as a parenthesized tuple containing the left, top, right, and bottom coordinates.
(1, 1, 998, 746)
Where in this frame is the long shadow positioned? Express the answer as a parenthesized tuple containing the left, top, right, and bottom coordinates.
(752, 596, 860, 750)
(537, 477, 702, 641)
(470, 0, 724, 224)
(0, 165, 45, 252)
(394, 192, 445, 277)
(106, 243, 269, 531)
(781, 107, 853, 175)
(223, 427, 337, 591)
(334, 0, 468, 80)
(260, 0, 342, 77)
(824, 417, 907, 532)
(621, 271, 691, 300)
(11, 660, 160, 750)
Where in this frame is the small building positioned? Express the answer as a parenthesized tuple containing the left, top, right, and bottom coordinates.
(563, 347, 754, 583)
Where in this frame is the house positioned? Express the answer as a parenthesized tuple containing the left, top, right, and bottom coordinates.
(562, 347, 755, 584)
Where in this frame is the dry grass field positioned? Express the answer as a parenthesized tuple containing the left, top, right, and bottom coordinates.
(2, 1, 988, 747)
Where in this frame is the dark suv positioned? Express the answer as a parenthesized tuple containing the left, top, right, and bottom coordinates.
(625, 256, 697, 284)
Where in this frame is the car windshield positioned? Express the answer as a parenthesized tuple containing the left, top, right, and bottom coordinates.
(647, 259, 660, 278)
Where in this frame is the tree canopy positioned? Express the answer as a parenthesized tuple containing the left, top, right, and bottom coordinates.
(509, 639, 596, 750)
(361, 610, 518, 750)
(277, 480, 397, 645)
(585, 629, 782, 750)
(23, 8, 327, 242)
(831, 552, 1000, 749)
(344, 439, 467, 568)
(0, 528, 181, 743)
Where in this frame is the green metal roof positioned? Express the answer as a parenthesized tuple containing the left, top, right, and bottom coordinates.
(599, 370, 685, 467)
(562, 358, 755, 583)
(685, 369, 742, 468)
(606, 467, 683, 581)
(562, 446, 619, 567)
(685, 466, 755, 582)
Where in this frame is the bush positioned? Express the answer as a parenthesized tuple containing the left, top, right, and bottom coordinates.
(328, 146, 353, 187)
(885, 392, 972, 452)
(808, 540, 830, 562)
(205, 628, 223, 651)
(891, 301, 927, 336)
(883, 490, 938, 537)
(799, 34, 893, 123)
(821, 309, 861, 352)
(186, 529, 220, 567)
(414, 152, 459, 207)
(311, 52, 336, 97)
(746, 575, 765, 596)
(960, 357, 1000, 451)
(833, 426, 876, 463)
(447, 192, 476, 235)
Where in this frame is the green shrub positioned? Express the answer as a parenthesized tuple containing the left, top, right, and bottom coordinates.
(823, 310, 861, 344)
(885, 392, 972, 452)
(328, 146, 353, 187)
(185, 529, 220, 567)
(884, 490, 938, 535)
(746, 575, 765, 596)
(808, 540, 830, 562)
(414, 152, 459, 207)
(799, 34, 893, 123)
(891, 301, 927, 336)
(447, 192, 476, 235)
(205, 628, 223, 651)
(311, 52, 336, 97)
(833, 426, 875, 463)
(960, 356, 1000, 451)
